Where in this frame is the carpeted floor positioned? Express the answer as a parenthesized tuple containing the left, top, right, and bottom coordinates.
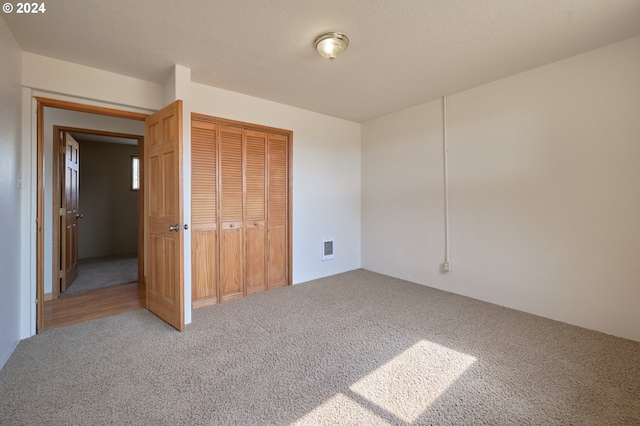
(61, 254, 138, 296)
(1, 269, 639, 425)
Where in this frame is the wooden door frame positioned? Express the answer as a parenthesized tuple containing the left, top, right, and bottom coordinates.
(51, 125, 145, 300)
(36, 97, 148, 333)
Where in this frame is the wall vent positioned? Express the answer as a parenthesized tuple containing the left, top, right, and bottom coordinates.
(322, 239, 334, 261)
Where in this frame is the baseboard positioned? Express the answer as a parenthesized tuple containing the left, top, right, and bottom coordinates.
(44, 292, 53, 301)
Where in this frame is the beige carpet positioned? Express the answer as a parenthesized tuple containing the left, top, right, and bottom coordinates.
(61, 254, 138, 296)
(1, 269, 638, 425)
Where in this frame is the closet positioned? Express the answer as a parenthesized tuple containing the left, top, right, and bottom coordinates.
(191, 114, 291, 308)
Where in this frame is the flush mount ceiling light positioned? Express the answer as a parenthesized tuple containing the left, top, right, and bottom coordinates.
(314, 32, 350, 60)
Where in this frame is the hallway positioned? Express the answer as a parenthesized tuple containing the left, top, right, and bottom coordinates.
(44, 282, 144, 330)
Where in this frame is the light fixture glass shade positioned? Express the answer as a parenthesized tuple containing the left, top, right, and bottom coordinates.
(315, 32, 349, 60)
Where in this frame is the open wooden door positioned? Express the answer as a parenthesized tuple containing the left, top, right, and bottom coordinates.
(60, 132, 80, 292)
(145, 100, 185, 330)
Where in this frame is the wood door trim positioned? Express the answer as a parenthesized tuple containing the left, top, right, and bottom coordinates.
(51, 126, 62, 300)
(287, 132, 293, 286)
(36, 97, 148, 333)
(53, 126, 146, 139)
(137, 134, 145, 289)
(36, 101, 44, 332)
(36, 97, 148, 121)
(192, 113, 293, 138)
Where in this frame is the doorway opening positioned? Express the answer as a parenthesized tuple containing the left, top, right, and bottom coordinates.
(51, 127, 143, 299)
(36, 98, 148, 332)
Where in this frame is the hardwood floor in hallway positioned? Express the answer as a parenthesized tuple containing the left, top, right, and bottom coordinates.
(43, 282, 145, 330)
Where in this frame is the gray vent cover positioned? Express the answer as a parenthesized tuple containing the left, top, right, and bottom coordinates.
(322, 239, 334, 261)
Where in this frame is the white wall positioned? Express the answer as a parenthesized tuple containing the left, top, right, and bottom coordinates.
(362, 101, 445, 285)
(78, 140, 139, 259)
(0, 19, 23, 369)
(192, 84, 362, 284)
(42, 108, 144, 294)
(362, 36, 640, 342)
(22, 52, 165, 111)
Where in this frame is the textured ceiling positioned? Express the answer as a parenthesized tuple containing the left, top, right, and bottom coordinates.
(4, 0, 640, 122)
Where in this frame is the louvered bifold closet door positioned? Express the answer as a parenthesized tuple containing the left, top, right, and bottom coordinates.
(245, 130, 267, 294)
(267, 133, 289, 289)
(219, 125, 245, 302)
(191, 120, 218, 308)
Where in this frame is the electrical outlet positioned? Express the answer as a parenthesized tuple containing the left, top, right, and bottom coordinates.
(443, 262, 452, 272)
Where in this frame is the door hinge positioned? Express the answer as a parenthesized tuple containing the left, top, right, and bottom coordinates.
(60, 207, 65, 216)
(59, 270, 65, 279)
(35, 298, 38, 305)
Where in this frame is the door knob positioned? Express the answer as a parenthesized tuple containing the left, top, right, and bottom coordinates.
(76, 214, 84, 219)
(168, 224, 179, 232)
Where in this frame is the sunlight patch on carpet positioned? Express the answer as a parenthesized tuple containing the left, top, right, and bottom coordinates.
(292, 392, 390, 425)
(294, 340, 476, 425)
(350, 340, 476, 422)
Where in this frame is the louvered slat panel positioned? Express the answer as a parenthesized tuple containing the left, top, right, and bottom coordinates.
(220, 126, 243, 222)
(245, 131, 266, 221)
(268, 133, 288, 288)
(220, 125, 244, 301)
(191, 120, 218, 308)
(191, 123, 216, 227)
(268, 134, 288, 224)
(245, 130, 267, 294)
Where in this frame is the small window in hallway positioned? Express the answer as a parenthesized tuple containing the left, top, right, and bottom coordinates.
(131, 156, 140, 190)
